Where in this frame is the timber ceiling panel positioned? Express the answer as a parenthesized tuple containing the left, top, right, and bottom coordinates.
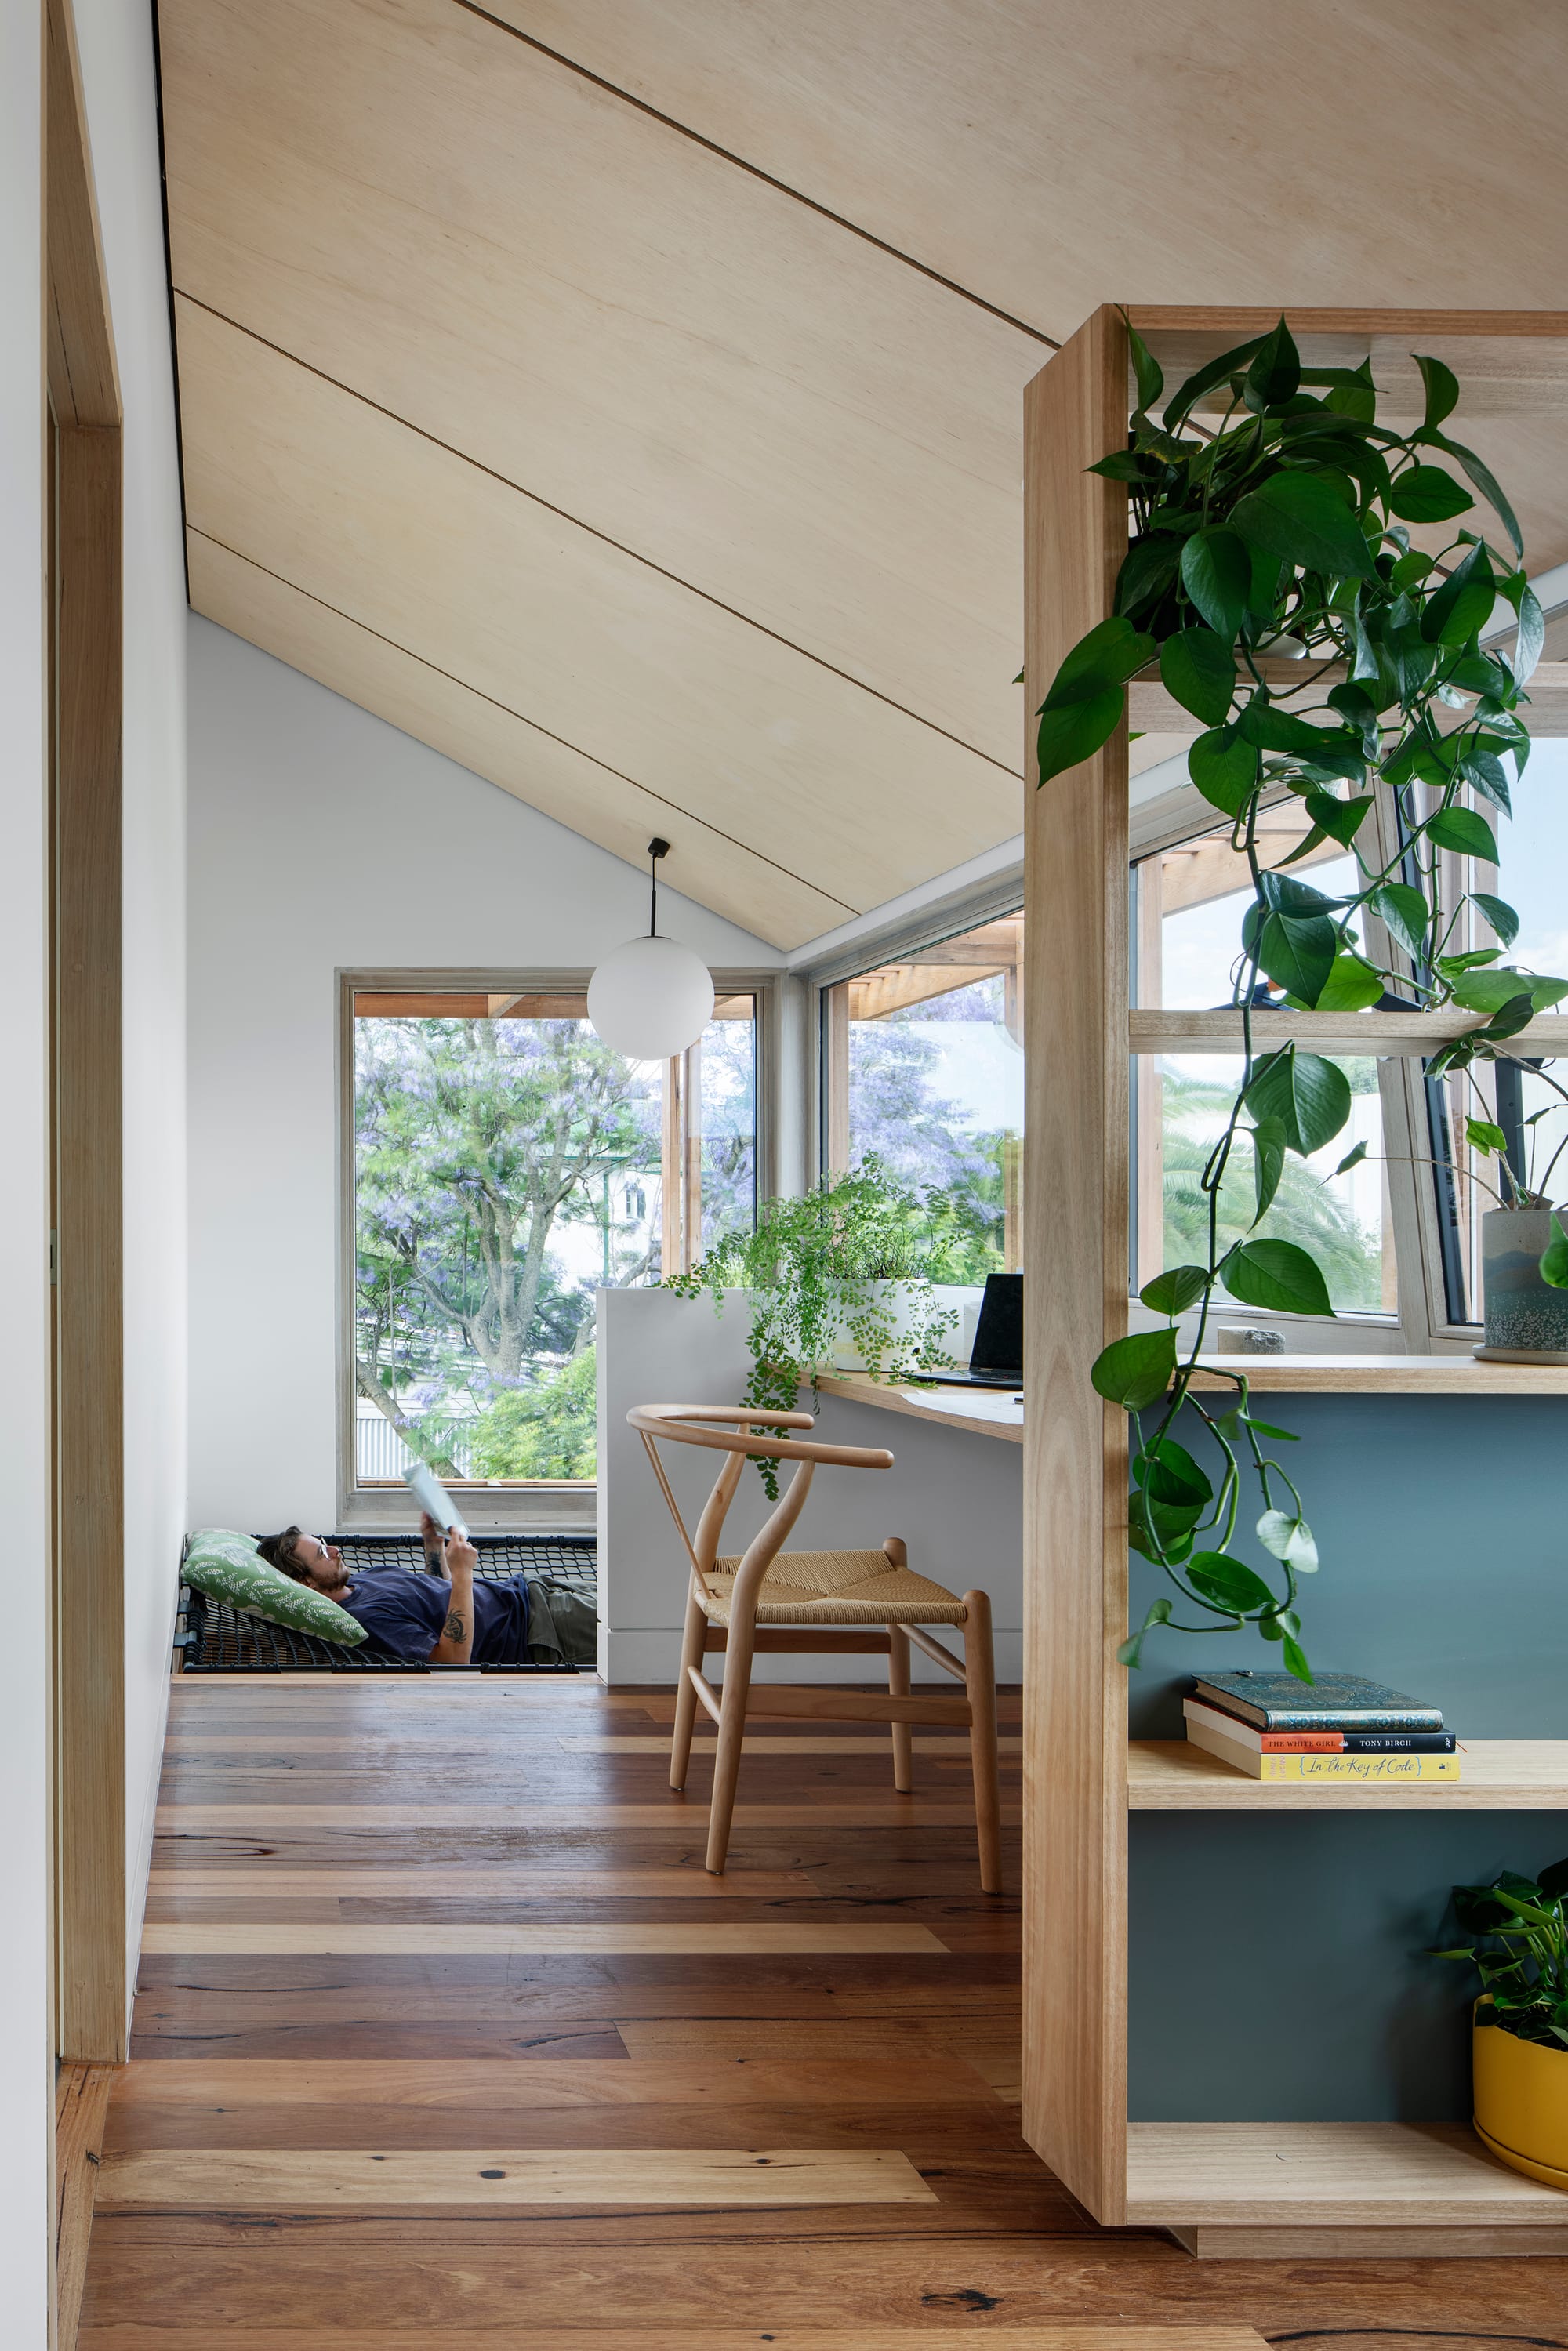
(157, 0, 1568, 947)
(186, 535, 852, 946)
(485, 2, 1568, 331)
(176, 296, 1017, 924)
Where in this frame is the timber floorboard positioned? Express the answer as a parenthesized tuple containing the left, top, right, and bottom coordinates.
(79, 1677, 1568, 2344)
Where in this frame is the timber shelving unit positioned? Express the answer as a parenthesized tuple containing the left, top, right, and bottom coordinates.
(1022, 304, 1568, 2259)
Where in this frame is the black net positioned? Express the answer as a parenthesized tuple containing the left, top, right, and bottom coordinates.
(176, 1533, 597, 1675)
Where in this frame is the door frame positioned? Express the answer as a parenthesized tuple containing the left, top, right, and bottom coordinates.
(46, 0, 126, 2071)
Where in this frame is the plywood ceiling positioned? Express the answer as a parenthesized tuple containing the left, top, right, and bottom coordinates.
(156, 0, 1568, 949)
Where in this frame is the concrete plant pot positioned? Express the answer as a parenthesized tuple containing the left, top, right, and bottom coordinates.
(1476, 1207, 1568, 1362)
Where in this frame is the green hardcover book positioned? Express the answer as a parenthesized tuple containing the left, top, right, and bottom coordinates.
(1192, 1671, 1443, 1733)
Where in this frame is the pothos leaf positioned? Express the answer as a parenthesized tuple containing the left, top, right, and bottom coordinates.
(1138, 1264, 1210, 1319)
(1220, 1236, 1336, 1317)
(1472, 892, 1520, 949)
(1185, 1551, 1279, 1615)
(1180, 528, 1250, 641)
(1091, 1327, 1177, 1410)
(1540, 1216, 1568, 1291)
(1230, 470, 1378, 581)
(1117, 1595, 1173, 1669)
(1160, 626, 1236, 725)
(1243, 1046, 1352, 1156)
(1125, 314, 1165, 415)
(1250, 1115, 1287, 1224)
(1281, 1630, 1315, 1685)
(1188, 724, 1258, 815)
(1426, 805, 1499, 862)
(1257, 1509, 1319, 1572)
(1414, 354, 1460, 434)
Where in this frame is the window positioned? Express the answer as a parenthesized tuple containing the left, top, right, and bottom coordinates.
(821, 911, 1023, 1275)
(1421, 742, 1568, 1327)
(1131, 743, 1568, 1348)
(1132, 811, 1398, 1320)
(345, 979, 760, 1500)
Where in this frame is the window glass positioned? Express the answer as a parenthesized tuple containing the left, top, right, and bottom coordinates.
(1132, 807, 1396, 1317)
(1428, 741, 1568, 1323)
(1136, 1052, 1396, 1314)
(1137, 812, 1357, 1010)
(825, 913, 1022, 1275)
(351, 988, 756, 1487)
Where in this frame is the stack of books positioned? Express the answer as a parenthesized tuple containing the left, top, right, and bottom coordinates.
(1184, 1671, 1460, 1783)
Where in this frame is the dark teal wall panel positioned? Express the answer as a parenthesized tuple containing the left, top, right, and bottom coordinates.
(1126, 1392, 1567, 2120)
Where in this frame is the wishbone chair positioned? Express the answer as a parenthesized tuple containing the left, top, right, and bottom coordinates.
(628, 1403, 1002, 1891)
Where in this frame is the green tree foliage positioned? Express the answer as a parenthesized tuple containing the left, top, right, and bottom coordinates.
(466, 1351, 597, 1481)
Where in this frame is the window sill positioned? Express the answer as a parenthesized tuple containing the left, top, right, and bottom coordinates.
(1189, 1354, 1568, 1393)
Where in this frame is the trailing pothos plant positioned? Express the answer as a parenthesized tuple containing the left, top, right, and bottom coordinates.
(1035, 313, 1563, 1683)
(666, 1156, 958, 1497)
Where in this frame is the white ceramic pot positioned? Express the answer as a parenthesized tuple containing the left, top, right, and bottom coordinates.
(827, 1280, 931, 1373)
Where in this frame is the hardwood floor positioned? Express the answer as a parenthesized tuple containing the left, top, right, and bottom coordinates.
(78, 1674, 1567, 2346)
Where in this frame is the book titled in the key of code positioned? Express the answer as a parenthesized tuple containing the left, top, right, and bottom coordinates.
(1191, 1671, 1443, 1734)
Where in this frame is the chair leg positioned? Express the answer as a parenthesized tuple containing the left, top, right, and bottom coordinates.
(961, 1588, 1002, 1893)
(670, 1582, 709, 1792)
(705, 1610, 754, 1876)
(887, 1625, 913, 1793)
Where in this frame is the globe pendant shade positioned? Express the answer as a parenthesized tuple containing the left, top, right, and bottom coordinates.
(587, 932, 714, 1060)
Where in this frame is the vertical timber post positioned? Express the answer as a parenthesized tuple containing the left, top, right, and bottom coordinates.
(1021, 304, 1131, 2222)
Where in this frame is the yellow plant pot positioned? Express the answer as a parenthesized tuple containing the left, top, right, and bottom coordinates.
(1473, 2007, 1568, 2190)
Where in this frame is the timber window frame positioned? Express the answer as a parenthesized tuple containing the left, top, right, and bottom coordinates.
(800, 872, 1025, 1203)
(335, 965, 777, 1529)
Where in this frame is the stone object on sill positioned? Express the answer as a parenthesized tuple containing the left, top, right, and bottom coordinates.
(1214, 1327, 1287, 1355)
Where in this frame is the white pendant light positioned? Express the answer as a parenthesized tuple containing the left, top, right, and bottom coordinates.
(587, 837, 714, 1061)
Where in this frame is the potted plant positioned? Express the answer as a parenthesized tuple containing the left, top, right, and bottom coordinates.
(1432, 1857, 1568, 2188)
(1033, 310, 1563, 1680)
(666, 1156, 960, 1493)
(1465, 1095, 1568, 1359)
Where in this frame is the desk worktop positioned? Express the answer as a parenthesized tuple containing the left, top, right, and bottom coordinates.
(812, 1374, 1023, 1442)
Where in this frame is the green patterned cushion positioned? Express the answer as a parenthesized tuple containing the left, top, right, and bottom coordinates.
(183, 1528, 366, 1646)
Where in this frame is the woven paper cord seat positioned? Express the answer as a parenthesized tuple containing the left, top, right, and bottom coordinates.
(704, 1549, 967, 1627)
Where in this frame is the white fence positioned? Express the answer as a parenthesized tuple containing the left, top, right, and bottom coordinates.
(356, 1410, 475, 1482)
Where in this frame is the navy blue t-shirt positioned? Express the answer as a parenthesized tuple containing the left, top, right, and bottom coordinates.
(337, 1567, 529, 1663)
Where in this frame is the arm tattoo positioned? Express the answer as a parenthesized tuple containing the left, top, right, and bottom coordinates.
(444, 1610, 466, 1642)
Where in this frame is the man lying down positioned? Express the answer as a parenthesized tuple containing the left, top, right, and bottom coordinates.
(256, 1515, 596, 1667)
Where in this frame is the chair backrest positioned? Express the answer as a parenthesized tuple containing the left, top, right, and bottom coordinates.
(626, 1404, 893, 1610)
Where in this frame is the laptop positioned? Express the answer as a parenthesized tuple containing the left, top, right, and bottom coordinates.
(925, 1272, 1022, 1388)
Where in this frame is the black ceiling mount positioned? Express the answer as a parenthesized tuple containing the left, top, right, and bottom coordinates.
(647, 837, 670, 934)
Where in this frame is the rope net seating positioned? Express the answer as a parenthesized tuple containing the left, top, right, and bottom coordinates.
(175, 1533, 597, 1674)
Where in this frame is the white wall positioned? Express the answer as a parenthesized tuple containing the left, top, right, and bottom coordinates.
(186, 617, 783, 1533)
(74, 0, 192, 2032)
(0, 0, 53, 2331)
(596, 1286, 1022, 1682)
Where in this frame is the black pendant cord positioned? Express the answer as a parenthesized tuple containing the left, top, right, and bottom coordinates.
(648, 836, 670, 938)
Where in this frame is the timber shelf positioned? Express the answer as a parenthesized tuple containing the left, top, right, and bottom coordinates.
(1126, 2121, 1568, 2255)
(1186, 1353, 1568, 1394)
(1129, 1740, 1568, 1810)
